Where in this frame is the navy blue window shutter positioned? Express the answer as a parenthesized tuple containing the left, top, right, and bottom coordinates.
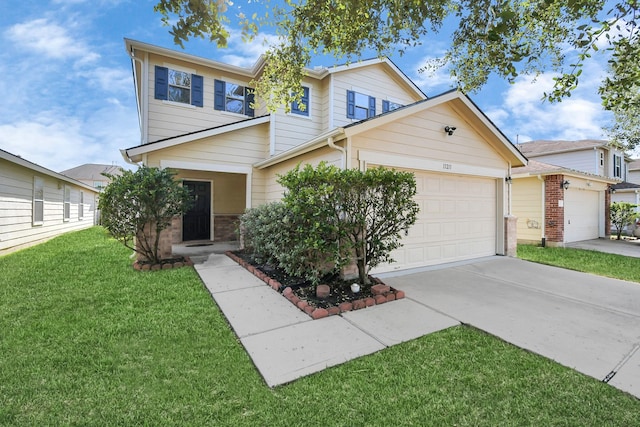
(154, 66, 168, 100)
(245, 88, 255, 117)
(369, 96, 376, 117)
(382, 100, 390, 113)
(191, 74, 203, 107)
(347, 90, 355, 118)
(292, 87, 309, 116)
(214, 79, 225, 110)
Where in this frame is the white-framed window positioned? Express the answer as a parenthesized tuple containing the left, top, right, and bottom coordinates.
(154, 65, 203, 107)
(33, 176, 44, 225)
(614, 154, 622, 178)
(63, 185, 71, 221)
(382, 100, 403, 113)
(347, 90, 375, 120)
(79, 191, 84, 220)
(214, 79, 255, 117)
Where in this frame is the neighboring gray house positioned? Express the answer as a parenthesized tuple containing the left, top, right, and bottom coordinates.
(517, 139, 630, 181)
(0, 149, 98, 255)
(60, 163, 124, 191)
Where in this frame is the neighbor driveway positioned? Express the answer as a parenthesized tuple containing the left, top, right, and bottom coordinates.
(383, 257, 640, 399)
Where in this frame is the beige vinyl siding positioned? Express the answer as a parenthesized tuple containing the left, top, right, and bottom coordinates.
(272, 79, 325, 154)
(146, 53, 261, 143)
(512, 177, 544, 244)
(0, 159, 96, 255)
(146, 123, 269, 169)
(332, 63, 423, 129)
(349, 104, 508, 171)
(173, 170, 246, 215)
(261, 146, 343, 202)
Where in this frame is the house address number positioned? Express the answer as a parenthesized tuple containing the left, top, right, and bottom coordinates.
(443, 163, 452, 170)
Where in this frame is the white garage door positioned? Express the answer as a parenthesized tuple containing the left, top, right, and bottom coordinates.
(565, 188, 600, 243)
(375, 171, 497, 273)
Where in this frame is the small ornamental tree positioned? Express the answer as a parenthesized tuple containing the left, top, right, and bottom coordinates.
(610, 201, 638, 240)
(99, 166, 192, 263)
(278, 162, 419, 285)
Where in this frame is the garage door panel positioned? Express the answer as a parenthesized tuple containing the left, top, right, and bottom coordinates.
(565, 189, 600, 243)
(374, 170, 498, 273)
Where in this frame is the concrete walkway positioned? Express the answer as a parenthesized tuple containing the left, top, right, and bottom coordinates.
(194, 252, 640, 399)
(567, 237, 640, 258)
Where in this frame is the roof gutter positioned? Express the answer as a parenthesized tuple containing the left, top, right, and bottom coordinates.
(254, 128, 344, 169)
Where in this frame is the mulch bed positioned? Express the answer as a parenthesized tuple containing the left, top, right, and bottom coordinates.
(227, 250, 405, 319)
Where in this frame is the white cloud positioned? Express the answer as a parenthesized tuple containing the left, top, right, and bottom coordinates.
(220, 30, 283, 67)
(0, 105, 138, 172)
(5, 18, 92, 60)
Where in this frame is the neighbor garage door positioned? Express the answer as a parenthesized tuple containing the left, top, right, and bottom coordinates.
(564, 188, 600, 243)
(374, 170, 497, 273)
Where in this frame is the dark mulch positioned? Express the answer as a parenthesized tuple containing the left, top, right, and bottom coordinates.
(232, 250, 378, 309)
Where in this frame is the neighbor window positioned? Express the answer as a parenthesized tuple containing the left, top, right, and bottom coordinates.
(382, 100, 403, 113)
(33, 176, 44, 225)
(291, 86, 310, 116)
(154, 65, 203, 107)
(79, 191, 84, 220)
(614, 155, 622, 178)
(347, 90, 375, 120)
(63, 186, 71, 221)
(214, 79, 255, 117)
(599, 150, 604, 167)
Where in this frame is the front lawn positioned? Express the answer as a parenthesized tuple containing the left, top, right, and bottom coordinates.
(518, 244, 640, 283)
(1, 228, 638, 425)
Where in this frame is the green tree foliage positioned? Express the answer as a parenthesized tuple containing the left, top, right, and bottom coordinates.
(610, 201, 638, 240)
(99, 166, 192, 263)
(155, 1, 640, 136)
(276, 162, 419, 285)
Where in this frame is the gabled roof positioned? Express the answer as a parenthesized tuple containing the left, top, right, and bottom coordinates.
(0, 149, 98, 192)
(60, 164, 124, 180)
(517, 139, 609, 157)
(124, 39, 426, 99)
(256, 90, 527, 169)
(123, 115, 271, 162)
(512, 159, 617, 183)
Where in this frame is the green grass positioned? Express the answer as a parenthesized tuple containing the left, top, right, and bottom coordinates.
(518, 244, 640, 283)
(1, 228, 639, 426)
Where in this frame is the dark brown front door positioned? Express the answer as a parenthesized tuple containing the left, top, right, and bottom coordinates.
(183, 181, 211, 241)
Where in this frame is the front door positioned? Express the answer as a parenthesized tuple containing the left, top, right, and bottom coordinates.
(183, 181, 211, 241)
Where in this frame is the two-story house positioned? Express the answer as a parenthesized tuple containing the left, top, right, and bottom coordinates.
(510, 140, 621, 246)
(119, 39, 526, 273)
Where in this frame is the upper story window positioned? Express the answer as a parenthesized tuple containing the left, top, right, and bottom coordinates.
(291, 87, 310, 116)
(33, 176, 44, 225)
(347, 90, 375, 120)
(154, 65, 203, 107)
(214, 79, 255, 117)
(614, 154, 622, 178)
(599, 150, 604, 167)
(382, 100, 403, 113)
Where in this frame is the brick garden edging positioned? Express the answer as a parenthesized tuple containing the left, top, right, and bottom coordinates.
(225, 251, 405, 319)
(133, 256, 194, 271)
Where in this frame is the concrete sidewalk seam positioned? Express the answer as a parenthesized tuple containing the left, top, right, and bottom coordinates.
(340, 313, 391, 349)
(406, 296, 463, 324)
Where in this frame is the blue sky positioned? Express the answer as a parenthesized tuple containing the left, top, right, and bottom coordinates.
(0, 0, 615, 172)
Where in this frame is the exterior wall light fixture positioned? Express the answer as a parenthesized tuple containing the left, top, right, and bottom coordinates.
(561, 180, 570, 190)
(444, 125, 456, 136)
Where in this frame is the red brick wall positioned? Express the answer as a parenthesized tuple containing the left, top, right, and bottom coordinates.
(545, 175, 565, 243)
(214, 214, 240, 241)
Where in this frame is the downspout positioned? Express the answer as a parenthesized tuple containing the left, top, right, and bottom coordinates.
(128, 47, 148, 146)
(328, 136, 346, 169)
(538, 174, 546, 246)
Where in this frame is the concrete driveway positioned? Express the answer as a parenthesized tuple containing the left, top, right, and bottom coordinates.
(383, 257, 640, 399)
(567, 237, 640, 258)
